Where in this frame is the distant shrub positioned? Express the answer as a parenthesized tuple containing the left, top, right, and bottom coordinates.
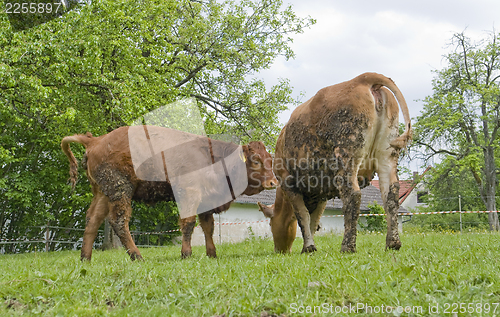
(360, 202, 387, 232)
(403, 211, 490, 233)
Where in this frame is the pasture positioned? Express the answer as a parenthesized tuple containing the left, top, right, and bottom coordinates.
(1, 232, 499, 316)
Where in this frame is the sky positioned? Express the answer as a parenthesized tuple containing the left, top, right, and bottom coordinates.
(257, 0, 500, 173)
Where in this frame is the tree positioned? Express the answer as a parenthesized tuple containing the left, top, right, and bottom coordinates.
(407, 161, 490, 232)
(0, 0, 314, 250)
(413, 30, 500, 231)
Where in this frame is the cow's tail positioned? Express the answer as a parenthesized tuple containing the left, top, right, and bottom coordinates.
(61, 132, 94, 189)
(362, 72, 412, 149)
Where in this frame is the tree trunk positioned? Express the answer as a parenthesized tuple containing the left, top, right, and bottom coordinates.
(485, 184, 500, 231)
(484, 148, 500, 231)
(101, 218, 122, 250)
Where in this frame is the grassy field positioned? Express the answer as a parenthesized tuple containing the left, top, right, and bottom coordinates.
(1, 232, 500, 316)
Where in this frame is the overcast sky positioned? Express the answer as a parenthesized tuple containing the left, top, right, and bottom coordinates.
(259, 0, 500, 123)
(258, 0, 500, 173)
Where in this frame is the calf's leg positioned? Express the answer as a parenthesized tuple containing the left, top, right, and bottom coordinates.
(180, 216, 196, 258)
(81, 193, 109, 261)
(199, 212, 216, 258)
(108, 197, 143, 261)
(177, 187, 202, 258)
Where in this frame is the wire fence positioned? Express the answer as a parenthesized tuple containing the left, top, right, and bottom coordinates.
(0, 210, 498, 254)
(0, 226, 102, 254)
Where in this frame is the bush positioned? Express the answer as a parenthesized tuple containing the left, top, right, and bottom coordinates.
(403, 211, 490, 233)
(360, 202, 387, 232)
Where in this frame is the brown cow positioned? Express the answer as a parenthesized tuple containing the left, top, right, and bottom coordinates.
(61, 126, 277, 261)
(258, 73, 412, 254)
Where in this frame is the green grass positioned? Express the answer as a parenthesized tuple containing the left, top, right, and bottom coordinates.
(1, 232, 500, 316)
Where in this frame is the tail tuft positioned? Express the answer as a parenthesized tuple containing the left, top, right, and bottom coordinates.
(390, 123, 412, 149)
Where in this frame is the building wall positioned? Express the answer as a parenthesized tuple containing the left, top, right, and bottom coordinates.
(190, 203, 271, 246)
(401, 182, 428, 211)
(401, 191, 418, 210)
(316, 208, 346, 235)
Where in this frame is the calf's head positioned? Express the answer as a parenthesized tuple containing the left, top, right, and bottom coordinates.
(242, 141, 278, 195)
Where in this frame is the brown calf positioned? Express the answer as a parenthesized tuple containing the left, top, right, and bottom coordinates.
(62, 126, 277, 261)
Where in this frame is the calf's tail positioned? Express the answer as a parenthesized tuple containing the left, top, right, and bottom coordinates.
(61, 132, 93, 189)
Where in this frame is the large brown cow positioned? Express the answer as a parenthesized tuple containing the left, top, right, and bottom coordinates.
(258, 73, 411, 254)
(61, 126, 277, 261)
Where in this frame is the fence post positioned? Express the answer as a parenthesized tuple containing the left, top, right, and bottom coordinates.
(459, 195, 462, 234)
(45, 222, 49, 252)
(102, 219, 122, 250)
(218, 213, 222, 245)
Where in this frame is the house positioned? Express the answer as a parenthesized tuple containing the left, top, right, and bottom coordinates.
(371, 167, 432, 211)
(190, 184, 408, 246)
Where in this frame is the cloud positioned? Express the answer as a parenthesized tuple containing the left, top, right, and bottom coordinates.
(258, 0, 500, 126)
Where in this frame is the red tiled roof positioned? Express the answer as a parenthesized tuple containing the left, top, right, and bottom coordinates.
(370, 166, 432, 204)
(398, 181, 417, 203)
(370, 180, 413, 201)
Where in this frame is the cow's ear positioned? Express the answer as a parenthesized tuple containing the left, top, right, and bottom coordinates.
(258, 202, 274, 218)
(242, 144, 253, 163)
(242, 145, 249, 160)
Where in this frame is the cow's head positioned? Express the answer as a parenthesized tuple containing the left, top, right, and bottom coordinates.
(257, 188, 297, 253)
(242, 141, 277, 195)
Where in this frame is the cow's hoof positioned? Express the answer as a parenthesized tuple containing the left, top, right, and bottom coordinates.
(207, 251, 217, 258)
(130, 253, 144, 261)
(340, 245, 356, 253)
(181, 251, 192, 259)
(301, 245, 317, 253)
(385, 240, 402, 251)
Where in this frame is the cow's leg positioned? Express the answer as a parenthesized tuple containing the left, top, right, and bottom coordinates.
(309, 200, 327, 235)
(107, 197, 143, 261)
(180, 216, 196, 258)
(340, 165, 362, 253)
(81, 193, 109, 261)
(378, 159, 402, 250)
(340, 188, 361, 253)
(198, 212, 216, 258)
(177, 187, 202, 258)
(285, 191, 316, 253)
